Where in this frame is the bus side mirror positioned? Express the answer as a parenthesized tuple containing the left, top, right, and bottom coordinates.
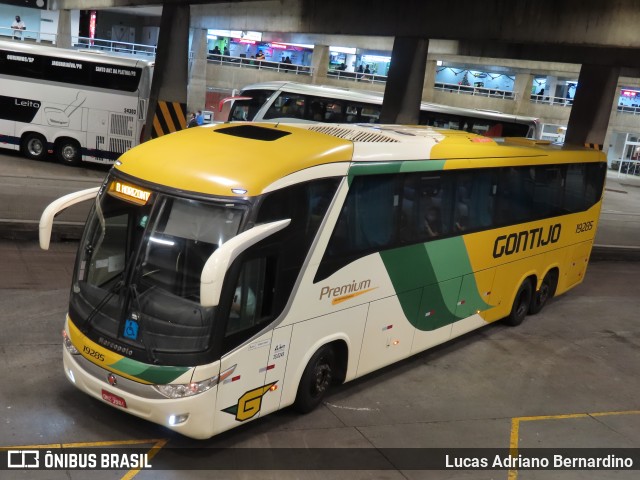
(39, 187, 100, 250)
(200, 219, 291, 308)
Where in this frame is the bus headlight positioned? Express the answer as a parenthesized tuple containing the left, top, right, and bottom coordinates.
(153, 376, 219, 399)
(62, 329, 80, 355)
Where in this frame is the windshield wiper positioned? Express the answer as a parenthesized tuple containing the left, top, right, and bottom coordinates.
(83, 272, 125, 332)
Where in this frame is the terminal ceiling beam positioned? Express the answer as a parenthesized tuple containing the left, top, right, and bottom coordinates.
(53, 0, 640, 53)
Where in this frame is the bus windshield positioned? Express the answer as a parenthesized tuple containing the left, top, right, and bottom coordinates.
(228, 89, 274, 121)
(69, 176, 246, 366)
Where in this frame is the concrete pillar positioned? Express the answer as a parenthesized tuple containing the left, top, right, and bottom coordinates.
(422, 59, 437, 102)
(380, 37, 429, 124)
(56, 10, 72, 49)
(564, 64, 621, 147)
(311, 44, 330, 84)
(546, 75, 558, 104)
(144, 4, 190, 141)
(187, 28, 208, 115)
(514, 73, 534, 115)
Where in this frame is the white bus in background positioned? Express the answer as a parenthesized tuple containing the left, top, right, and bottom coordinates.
(0, 39, 153, 166)
(223, 81, 541, 139)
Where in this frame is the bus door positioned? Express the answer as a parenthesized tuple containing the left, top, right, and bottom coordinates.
(213, 255, 280, 434)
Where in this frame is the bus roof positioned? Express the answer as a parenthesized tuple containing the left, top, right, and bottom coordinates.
(239, 81, 539, 123)
(116, 123, 602, 198)
(0, 39, 153, 69)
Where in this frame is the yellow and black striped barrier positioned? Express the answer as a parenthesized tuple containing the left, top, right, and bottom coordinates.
(151, 101, 187, 138)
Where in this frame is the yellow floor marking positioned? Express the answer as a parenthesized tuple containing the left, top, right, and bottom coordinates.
(507, 409, 640, 480)
(0, 438, 168, 480)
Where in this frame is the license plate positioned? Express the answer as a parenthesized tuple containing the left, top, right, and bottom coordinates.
(101, 389, 127, 409)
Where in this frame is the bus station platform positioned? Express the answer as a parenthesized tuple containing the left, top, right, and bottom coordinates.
(592, 170, 640, 260)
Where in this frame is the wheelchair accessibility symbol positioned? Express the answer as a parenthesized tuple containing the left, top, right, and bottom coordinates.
(123, 319, 139, 340)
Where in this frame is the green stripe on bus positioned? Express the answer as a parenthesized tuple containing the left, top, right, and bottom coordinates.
(111, 357, 190, 384)
(347, 159, 446, 184)
(380, 237, 490, 331)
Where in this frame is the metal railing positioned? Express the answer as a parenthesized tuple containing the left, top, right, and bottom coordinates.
(617, 105, 640, 115)
(614, 159, 640, 177)
(434, 82, 515, 100)
(530, 94, 573, 107)
(207, 54, 313, 75)
(326, 69, 388, 84)
(72, 36, 156, 56)
(0, 26, 56, 43)
(1, 28, 156, 56)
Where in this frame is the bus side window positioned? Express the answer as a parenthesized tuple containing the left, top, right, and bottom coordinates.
(453, 171, 496, 231)
(318, 175, 398, 280)
(564, 164, 587, 213)
(496, 167, 534, 225)
(533, 166, 563, 217)
(264, 94, 306, 120)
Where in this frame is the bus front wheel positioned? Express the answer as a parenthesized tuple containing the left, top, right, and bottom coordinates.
(55, 138, 81, 166)
(293, 346, 335, 413)
(21, 133, 48, 161)
(505, 280, 533, 326)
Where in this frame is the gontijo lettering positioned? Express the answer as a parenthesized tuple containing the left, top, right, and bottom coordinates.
(493, 223, 561, 258)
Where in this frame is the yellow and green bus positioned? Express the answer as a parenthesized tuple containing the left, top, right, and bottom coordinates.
(40, 123, 606, 439)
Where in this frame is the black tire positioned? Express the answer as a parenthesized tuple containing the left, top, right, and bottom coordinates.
(529, 271, 558, 315)
(55, 138, 81, 166)
(293, 346, 335, 413)
(21, 133, 48, 161)
(504, 279, 533, 326)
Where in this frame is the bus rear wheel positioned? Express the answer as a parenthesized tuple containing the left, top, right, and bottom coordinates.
(21, 133, 48, 161)
(505, 279, 533, 326)
(294, 345, 335, 413)
(55, 138, 81, 166)
(529, 270, 558, 315)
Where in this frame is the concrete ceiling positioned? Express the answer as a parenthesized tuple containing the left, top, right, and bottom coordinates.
(51, 0, 640, 71)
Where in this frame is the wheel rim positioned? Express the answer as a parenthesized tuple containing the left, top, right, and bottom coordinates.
(538, 282, 550, 305)
(27, 138, 44, 157)
(310, 358, 332, 398)
(61, 144, 78, 162)
(516, 289, 530, 318)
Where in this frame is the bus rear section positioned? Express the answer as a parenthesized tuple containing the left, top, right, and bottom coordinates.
(40, 123, 605, 439)
(0, 40, 151, 165)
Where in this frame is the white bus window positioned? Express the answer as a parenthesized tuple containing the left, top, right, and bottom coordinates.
(264, 94, 306, 120)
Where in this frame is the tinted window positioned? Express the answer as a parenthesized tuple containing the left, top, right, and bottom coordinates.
(316, 162, 605, 280)
(264, 93, 306, 120)
(230, 89, 273, 121)
(0, 49, 141, 92)
(221, 178, 340, 354)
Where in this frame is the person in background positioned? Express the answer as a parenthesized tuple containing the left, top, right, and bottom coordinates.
(223, 45, 230, 56)
(196, 110, 204, 126)
(255, 50, 265, 60)
(211, 45, 221, 55)
(187, 113, 198, 128)
(364, 65, 371, 74)
(11, 15, 26, 40)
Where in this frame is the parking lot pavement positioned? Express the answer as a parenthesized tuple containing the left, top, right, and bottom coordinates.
(1, 239, 639, 479)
